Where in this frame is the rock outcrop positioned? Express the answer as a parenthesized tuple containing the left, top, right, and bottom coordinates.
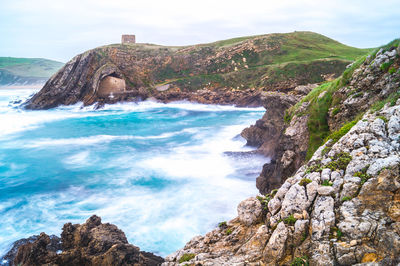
(3, 215, 164, 266)
(163, 99, 400, 266)
(245, 41, 400, 195)
(241, 84, 315, 194)
(24, 31, 365, 109)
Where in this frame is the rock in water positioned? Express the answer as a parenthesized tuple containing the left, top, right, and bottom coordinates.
(8, 215, 164, 266)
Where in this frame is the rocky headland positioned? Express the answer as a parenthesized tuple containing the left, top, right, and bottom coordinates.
(2, 35, 400, 265)
(23, 31, 367, 109)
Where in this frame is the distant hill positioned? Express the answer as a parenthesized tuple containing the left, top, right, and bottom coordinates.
(0, 57, 64, 86)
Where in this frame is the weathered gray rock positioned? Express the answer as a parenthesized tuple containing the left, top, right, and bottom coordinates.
(263, 222, 288, 262)
(237, 197, 262, 226)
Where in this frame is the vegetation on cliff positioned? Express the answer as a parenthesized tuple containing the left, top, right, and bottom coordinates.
(0, 57, 63, 85)
(285, 38, 400, 160)
(25, 31, 370, 109)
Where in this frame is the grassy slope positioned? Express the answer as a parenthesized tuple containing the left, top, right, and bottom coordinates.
(286, 38, 399, 160)
(0, 57, 64, 78)
(102, 31, 371, 90)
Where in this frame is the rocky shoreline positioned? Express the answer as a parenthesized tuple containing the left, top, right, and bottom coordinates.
(2, 37, 400, 265)
(1, 216, 164, 266)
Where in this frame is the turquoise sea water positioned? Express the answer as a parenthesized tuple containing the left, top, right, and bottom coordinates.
(0, 88, 267, 257)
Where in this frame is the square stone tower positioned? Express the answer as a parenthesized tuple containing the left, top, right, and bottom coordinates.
(121, 35, 136, 44)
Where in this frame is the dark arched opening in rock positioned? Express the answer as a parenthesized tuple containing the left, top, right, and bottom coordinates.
(97, 74, 126, 98)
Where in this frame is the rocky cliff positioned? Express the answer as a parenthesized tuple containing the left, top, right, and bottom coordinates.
(24, 31, 368, 109)
(4, 37, 400, 266)
(243, 39, 400, 196)
(1, 215, 164, 266)
(163, 71, 400, 265)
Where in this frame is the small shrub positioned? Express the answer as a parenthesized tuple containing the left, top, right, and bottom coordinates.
(380, 60, 394, 72)
(388, 66, 397, 74)
(284, 214, 297, 225)
(325, 120, 358, 145)
(330, 227, 343, 240)
(322, 180, 333, 186)
(179, 253, 196, 263)
(354, 166, 371, 185)
(331, 107, 340, 116)
(284, 110, 292, 124)
(352, 92, 363, 98)
(326, 152, 352, 171)
(321, 146, 331, 156)
(226, 228, 233, 235)
(299, 178, 312, 186)
(301, 231, 307, 242)
(377, 115, 388, 123)
(291, 255, 309, 266)
(271, 189, 278, 197)
(305, 164, 322, 174)
(218, 221, 227, 228)
(341, 196, 352, 202)
(257, 195, 271, 212)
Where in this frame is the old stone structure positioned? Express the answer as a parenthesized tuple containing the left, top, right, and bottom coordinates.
(97, 76, 126, 97)
(121, 34, 136, 44)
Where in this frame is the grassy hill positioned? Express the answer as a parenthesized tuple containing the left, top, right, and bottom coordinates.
(99, 31, 371, 92)
(26, 31, 374, 109)
(0, 57, 64, 85)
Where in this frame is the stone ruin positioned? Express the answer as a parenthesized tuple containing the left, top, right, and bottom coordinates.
(121, 35, 136, 44)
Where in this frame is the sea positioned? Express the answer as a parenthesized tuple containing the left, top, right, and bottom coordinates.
(0, 87, 267, 258)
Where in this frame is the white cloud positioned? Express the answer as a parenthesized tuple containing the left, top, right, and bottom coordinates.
(0, 0, 399, 61)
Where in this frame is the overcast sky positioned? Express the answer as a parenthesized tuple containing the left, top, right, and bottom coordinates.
(1, 0, 399, 62)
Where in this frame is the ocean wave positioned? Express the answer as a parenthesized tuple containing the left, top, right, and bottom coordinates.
(20, 129, 198, 148)
(99, 100, 266, 112)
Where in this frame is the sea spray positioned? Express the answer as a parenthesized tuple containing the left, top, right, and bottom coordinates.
(0, 88, 267, 256)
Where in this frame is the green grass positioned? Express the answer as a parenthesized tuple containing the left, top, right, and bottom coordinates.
(0, 57, 63, 78)
(341, 196, 352, 202)
(322, 180, 333, 186)
(291, 255, 309, 266)
(99, 31, 370, 92)
(179, 253, 196, 263)
(299, 178, 312, 186)
(325, 119, 359, 145)
(284, 214, 297, 225)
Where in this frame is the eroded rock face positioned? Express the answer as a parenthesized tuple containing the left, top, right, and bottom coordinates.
(24, 32, 353, 110)
(164, 103, 400, 265)
(241, 89, 310, 194)
(8, 215, 164, 266)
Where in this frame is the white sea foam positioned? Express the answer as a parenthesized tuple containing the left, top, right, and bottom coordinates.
(100, 100, 265, 112)
(0, 88, 268, 257)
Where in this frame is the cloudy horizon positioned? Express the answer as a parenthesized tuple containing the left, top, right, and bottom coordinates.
(1, 0, 399, 62)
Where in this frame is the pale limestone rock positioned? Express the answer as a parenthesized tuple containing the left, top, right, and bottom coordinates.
(317, 186, 334, 196)
(237, 197, 262, 226)
(311, 196, 335, 240)
(367, 155, 400, 176)
(321, 168, 331, 182)
(263, 222, 288, 262)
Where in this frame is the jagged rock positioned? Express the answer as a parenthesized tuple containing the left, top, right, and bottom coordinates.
(164, 101, 400, 265)
(237, 197, 262, 226)
(317, 186, 334, 196)
(263, 222, 288, 262)
(10, 215, 164, 266)
(1, 234, 61, 266)
(311, 196, 335, 240)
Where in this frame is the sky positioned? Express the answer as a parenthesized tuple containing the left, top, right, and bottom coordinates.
(1, 0, 399, 62)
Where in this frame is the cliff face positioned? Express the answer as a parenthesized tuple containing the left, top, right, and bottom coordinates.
(163, 94, 400, 266)
(243, 40, 400, 196)
(24, 31, 367, 109)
